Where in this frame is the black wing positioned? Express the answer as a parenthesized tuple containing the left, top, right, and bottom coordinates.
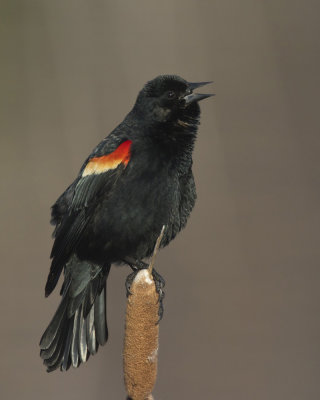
(45, 135, 132, 296)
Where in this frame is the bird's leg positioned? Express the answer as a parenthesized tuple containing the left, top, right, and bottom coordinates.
(123, 256, 165, 320)
(123, 256, 148, 271)
(123, 257, 144, 296)
(123, 257, 147, 296)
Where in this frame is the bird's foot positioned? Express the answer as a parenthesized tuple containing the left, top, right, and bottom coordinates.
(123, 256, 148, 271)
(124, 258, 165, 321)
(125, 270, 137, 297)
(124, 257, 148, 296)
(152, 268, 165, 322)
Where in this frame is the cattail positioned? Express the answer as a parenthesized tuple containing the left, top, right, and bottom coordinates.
(123, 227, 165, 400)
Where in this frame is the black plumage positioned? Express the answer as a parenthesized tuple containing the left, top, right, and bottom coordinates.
(40, 75, 212, 372)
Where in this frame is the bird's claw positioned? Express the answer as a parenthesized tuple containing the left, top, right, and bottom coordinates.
(125, 271, 137, 297)
(124, 265, 165, 321)
(152, 268, 165, 322)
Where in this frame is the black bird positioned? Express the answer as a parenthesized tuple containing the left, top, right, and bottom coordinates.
(40, 75, 213, 372)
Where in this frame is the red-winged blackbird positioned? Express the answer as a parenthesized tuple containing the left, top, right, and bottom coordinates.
(40, 75, 213, 372)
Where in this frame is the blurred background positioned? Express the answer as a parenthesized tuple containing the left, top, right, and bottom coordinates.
(1, 1, 320, 399)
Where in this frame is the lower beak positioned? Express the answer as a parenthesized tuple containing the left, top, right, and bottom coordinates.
(184, 92, 214, 104)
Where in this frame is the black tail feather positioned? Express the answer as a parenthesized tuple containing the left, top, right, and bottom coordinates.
(87, 307, 98, 355)
(40, 328, 62, 360)
(40, 260, 110, 372)
(79, 306, 88, 363)
(94, 286, 108, 346)
(61, 319, 73, 371)
(71, 308, 81, 368)
(40, 292, 69, 350)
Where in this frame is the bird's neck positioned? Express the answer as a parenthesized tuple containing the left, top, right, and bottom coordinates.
(125, 111, 199, 172)
(148, 122, 198, 173)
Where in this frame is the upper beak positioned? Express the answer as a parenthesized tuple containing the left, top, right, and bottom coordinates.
(184, 81, 214, 105)
(188, 81, 213, 90)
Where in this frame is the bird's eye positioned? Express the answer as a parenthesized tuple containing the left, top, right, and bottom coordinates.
(167, 91, 176, 99)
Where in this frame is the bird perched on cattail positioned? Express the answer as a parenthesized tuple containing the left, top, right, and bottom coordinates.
(40, 75, 213, 372)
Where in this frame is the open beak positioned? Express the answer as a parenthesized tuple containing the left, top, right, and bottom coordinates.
(184, 81, 214, 105)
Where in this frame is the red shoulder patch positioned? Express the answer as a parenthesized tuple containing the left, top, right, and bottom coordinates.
(82, 140, 132, 177)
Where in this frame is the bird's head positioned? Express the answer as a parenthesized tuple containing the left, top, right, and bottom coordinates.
(133, 75, 213, 129)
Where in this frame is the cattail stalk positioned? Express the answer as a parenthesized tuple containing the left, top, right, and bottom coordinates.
(123, 226, 165, 400)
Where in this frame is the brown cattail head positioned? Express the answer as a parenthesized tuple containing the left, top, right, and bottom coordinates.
(123, 269, 159, 400)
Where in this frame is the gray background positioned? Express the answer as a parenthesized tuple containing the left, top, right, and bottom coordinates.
(1, 1, 320, 399)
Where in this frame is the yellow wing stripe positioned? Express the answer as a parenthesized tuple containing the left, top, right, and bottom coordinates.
(82, 140, 132, 177)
